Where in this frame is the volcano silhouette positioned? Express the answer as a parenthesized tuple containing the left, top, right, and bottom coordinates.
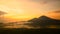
(27, 16, 60, 27)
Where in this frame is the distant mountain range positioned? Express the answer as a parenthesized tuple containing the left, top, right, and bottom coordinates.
(0, 15, 60, 28)
(27, 16, 60, 28)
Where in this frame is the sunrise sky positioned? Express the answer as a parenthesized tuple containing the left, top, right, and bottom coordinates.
(0, 0, 60, 22)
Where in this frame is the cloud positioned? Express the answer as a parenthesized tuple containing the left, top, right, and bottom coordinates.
(44, 10, 60, 20)
(0, 11, 7, 15)
(53, 11, 60, 13)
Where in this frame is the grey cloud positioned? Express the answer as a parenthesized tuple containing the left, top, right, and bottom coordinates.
(0, 11, 7, 15)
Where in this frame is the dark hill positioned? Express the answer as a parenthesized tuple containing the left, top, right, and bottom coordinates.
(27, 16, 60, 28)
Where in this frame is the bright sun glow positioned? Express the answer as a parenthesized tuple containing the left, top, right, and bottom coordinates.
(0, 0, 60, 22)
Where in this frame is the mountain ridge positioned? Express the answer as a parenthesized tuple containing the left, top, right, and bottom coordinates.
(27, 15, 60, 28)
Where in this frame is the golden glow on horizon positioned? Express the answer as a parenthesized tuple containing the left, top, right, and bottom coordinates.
(0, 0, 60, 22)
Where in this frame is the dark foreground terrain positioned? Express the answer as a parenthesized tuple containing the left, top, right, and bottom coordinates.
(0, 28, 60, 34)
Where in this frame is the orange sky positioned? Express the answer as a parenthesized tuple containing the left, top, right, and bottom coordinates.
(0, 0, 60, 22)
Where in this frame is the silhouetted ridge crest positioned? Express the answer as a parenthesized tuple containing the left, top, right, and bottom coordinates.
(27, 15, 60, 27)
